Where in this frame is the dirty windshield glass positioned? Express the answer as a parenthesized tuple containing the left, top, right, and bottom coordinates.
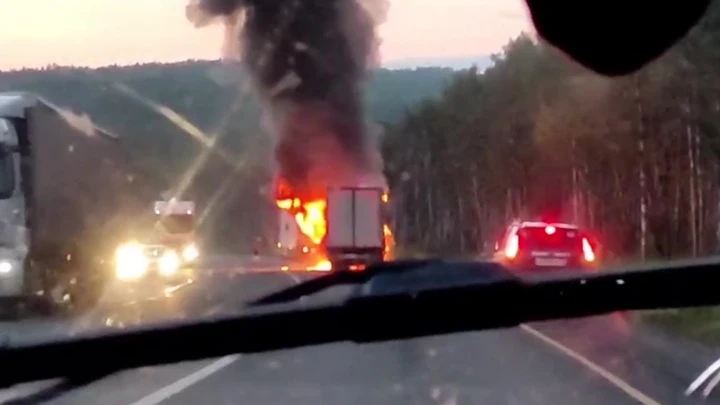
(2, 0, 720, 404)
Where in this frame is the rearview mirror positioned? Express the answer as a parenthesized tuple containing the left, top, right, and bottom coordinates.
(524, 0, 711, 75)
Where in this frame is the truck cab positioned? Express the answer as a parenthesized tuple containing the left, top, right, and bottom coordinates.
(277, 210, 318, 260)
(0, 117, 28, 304)
(151, 200, 197, 249)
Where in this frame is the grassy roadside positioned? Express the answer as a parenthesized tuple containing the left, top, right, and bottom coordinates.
(601, 257, 720, 345)
(636, 307, 720, 345)
(579, 256, 720, 345)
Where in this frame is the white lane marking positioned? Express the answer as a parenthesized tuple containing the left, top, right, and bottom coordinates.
(520, 324, 663, 405)
(700, 368, 720, 397)
(284, 271, 302, 284)
(0, 380, 58, 403)
(127, 355, 239, 405)
(126, 263, 298, 405)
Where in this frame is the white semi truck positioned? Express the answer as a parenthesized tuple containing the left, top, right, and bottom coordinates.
(0, 92, 144, 316)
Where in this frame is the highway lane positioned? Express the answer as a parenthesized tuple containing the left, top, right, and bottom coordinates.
(0, 254, 314, 404)
(1, 256, 720, 404)
(528, 315, 720, 404)
(132, 328, 646, 405)
(68, 254, 312, 332)
(0, 255, 304, 341)
(16, 318, 699, 405)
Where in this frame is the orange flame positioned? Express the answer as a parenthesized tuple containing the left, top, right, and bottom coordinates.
(295, 200, 327, 245)
(276, 178, 394, 270)
(277, 198, 301, 210)
(276, 198, 327, 245)
(275, 178, 330, 271)
(307, 259, 332, 271)
(383, 223, 395, 260)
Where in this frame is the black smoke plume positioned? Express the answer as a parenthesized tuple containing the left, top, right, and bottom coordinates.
(187, 0, 388, 200)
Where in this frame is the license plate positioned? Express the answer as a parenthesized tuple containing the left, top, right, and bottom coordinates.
(535, 258, 567, 267)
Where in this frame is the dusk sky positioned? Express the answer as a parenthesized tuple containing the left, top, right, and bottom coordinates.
(0, 0, 531, 70)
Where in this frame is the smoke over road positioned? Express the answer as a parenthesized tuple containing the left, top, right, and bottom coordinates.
(186, 0, 388, 200)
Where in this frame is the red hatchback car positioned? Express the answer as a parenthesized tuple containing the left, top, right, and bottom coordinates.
(493, 221, 598, 272)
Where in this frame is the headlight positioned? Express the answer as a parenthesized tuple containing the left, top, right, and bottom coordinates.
(0, 261, 12, 275)
(159, 250, 181, 276)
(115, 243, 148, 281)
(181, 243, 199, 262)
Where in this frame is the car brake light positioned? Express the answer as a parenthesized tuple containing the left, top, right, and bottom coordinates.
(582, 237, 595, 262)
(505, 234, 519, 259)
(545, 225, 556, 235)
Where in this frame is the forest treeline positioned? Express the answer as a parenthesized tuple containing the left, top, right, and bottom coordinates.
(383, 1, 720, 261)
(0, 61, 453, 250)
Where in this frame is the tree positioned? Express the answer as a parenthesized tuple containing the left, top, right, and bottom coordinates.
(384, 21, 720, 262)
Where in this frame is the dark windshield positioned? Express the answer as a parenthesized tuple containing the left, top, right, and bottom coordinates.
(518, 226, 581, 251)
(0, 151, 15, 200)
(156, 214, 194, 234)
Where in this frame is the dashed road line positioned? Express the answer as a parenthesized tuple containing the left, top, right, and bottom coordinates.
(127, 268, 300, 405)
(0, 380, 59, 403)
(283, 271, 302, 284)
(520, 324, 663, 405)
(126, 355, 239, 405)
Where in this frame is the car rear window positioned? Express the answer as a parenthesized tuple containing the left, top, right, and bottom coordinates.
(518, 226, 581, 251)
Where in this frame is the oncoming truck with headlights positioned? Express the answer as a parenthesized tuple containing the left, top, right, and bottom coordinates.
(0, 92, 142, 316)
(114, 199, 199, 285)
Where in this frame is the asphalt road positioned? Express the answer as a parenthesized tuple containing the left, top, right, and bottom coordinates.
(1, 255, 720, 405)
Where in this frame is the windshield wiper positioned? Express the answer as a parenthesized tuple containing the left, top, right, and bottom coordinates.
(1, 257, 720, 388)
(249, 259, 442, 306)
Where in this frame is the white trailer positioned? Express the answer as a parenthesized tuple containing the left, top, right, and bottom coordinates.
(324, 187, 386, 269)
(0, 92, 140, 316)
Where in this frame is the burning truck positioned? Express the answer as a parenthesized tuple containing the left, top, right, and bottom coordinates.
(275, 179, 394, 271)
(186, 0, 394, 272)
